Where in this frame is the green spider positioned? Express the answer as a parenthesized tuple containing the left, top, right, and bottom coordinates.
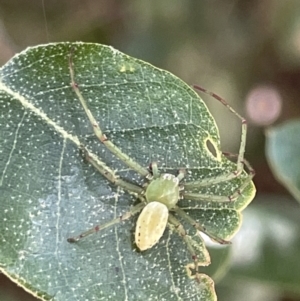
(67, 50, 255, 281)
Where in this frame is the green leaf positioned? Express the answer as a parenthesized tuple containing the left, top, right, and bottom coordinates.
(0, 42, 255, 301)
(266, 119, 300, 203)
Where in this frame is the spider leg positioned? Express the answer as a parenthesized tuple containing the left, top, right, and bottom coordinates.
(81, 145, 144, 195)
(222, 151, 255, 201)
(150, 162, 160, 178)
(68, 49, 150, 178)
(68, 202, 144, 243)
(181, 192, 231, 203)
(177, 168, 186, 182)
(183, 152, 255, 202)
(194, 85, 246, 171)
(173, 207, 231, 245)
(185, 85, 250, 188)
(168, 214, 210, 283)
(167, 214, 200, 280)
(223, 152, 255, 201)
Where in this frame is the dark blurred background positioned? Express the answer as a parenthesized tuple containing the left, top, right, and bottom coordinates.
(0, 1, 300, 301)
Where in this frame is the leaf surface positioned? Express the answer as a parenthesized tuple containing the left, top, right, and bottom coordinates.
(0, 42, 255, 301)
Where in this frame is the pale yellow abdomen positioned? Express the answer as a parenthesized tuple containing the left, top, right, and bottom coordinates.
(135, 202, 169, 251)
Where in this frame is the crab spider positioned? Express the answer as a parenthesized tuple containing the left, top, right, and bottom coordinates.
(67, 48, 254, 280)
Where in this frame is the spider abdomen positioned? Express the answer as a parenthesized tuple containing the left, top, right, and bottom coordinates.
(135, 201, 169, 251)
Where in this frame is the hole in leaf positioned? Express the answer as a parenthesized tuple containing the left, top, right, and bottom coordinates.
(205, 138, 221, 161)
